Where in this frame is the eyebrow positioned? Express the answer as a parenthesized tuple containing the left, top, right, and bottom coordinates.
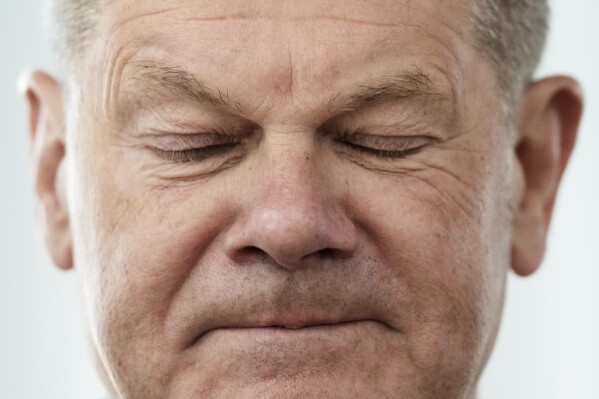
(336, 69, 442, 112)
(121, 61, 233, 110)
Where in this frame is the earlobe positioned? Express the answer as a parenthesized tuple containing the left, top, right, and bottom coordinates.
(22, 70, 74, 270)
(511, 76, 583, 276)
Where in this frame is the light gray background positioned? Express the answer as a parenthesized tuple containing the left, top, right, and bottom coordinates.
(1, 1, 597, 398)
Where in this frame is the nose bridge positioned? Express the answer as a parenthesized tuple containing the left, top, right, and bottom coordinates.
(264, 149, 324, 215)
(224, 138, 358, 269)
(260, 160, 329, 240)
(255, 126, 333, 223)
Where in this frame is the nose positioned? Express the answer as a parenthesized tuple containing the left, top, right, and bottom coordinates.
(224, 153, 358, 270)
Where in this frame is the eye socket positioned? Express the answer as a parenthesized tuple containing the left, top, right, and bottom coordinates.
(337, 133, 433, 159)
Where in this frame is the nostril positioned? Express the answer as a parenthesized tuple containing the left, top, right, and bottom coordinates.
(247, 246, 266, 256)
(233, 246, 267, 265)
(233, 245, 345, 267)
(299, 247, 346, 262)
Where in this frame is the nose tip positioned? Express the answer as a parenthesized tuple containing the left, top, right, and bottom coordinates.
(224, 187, 358, 270)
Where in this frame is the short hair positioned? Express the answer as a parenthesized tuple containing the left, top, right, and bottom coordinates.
(470, 0, 549, 101)
(47, 0, 548, 102)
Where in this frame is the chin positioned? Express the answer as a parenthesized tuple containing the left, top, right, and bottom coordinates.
(168, 377, 411, 399)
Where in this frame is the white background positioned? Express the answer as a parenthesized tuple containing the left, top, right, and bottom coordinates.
(1, 1, 597, 398)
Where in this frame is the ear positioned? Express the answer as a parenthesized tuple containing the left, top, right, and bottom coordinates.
(511, 76, 583, 276)
(21, 70, 73, 270)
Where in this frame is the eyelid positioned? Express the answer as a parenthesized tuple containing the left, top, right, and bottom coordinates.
(341, 133, 433, 150)
(147, 132, 242, 151)
(331, 131, 435, 161)
(149, 143, 241, 163)
(337, 132, 435, 158)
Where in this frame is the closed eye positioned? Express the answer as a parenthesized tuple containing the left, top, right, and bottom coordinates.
(336, 133, 433, 159)
(340, 140, 427, 159)
(149, 143, 241, 163)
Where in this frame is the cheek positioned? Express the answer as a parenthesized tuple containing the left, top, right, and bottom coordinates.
(346, 149, 511, 371)
(68, 133, 235, 376)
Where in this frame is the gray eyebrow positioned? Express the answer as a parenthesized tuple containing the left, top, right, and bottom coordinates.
(121, 61, 233, 109)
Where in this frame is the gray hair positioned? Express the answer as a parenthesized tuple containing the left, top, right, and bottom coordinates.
(46, 0, 98, 69)
(47, 0, 549, 103)
(470, 0, 549, 102)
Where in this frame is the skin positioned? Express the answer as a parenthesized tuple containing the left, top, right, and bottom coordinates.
(22, 0, 583, 398)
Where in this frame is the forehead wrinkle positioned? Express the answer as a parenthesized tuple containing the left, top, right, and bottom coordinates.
(105, 6, 183, 39)
(100, 43, 134, 117)
(105, 0, 429, 36)
(182, 13, 420, 29)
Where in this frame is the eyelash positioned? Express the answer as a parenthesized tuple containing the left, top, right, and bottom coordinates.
(151, 134, 428, 163)
(152, 143, 241, 163)
(338, 139, 426, 159)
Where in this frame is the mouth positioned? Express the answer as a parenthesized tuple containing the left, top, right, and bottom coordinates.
(244, 319, 367, 330)
(187, 318, 390, 349)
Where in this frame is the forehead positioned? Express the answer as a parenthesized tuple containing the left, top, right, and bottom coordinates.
(86, 0, 484, 120)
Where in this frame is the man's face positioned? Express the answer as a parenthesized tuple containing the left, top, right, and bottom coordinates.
(67, 0, 515, 397)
